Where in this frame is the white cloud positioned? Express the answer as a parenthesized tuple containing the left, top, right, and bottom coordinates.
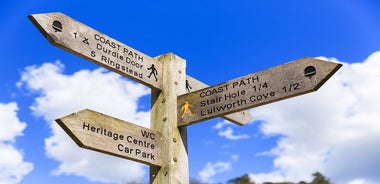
(199, 161, 231, 183)
(248, 52, 380, 184)
(348, 179, 378, 184)
(218, 127, 250, 140)
(213, 121, 229, 130)
(0, 102, 34, 184)
(17, 61, 150, 183)
(231, 154, 239, 162)
(213, 121, 250, 140)
(198, 154, 239, 183)
(0, 102, 26, 142)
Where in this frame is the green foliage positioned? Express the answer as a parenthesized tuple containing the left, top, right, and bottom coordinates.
(310, 172, 330, 184)
(227, 174, 255, 184)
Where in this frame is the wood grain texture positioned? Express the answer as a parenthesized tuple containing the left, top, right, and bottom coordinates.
(178, 58, 342, 126)
(29, 12, 162, 89)
(29, 12, 252, 125)
(184, 76, 253, 126)
(56, 109, 162, 166)
(150, 53, 189, 183)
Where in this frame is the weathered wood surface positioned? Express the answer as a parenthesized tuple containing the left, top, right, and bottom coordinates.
(29, 12, 253, 126)
(55, 109, 162, 166)
(185, 76, 253, 126)
(29, 12, 163, 89)
(178, 57, 342, 126)
(150, 53, 189, 183)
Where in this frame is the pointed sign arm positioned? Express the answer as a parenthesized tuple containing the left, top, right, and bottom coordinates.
(29, 12, 253, 126)
(56, 109, 162, 166)
(28, 12, 163, 90)
(178, 57, 342, 126)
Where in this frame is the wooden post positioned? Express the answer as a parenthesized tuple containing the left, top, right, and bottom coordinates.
(150, 53, 189, 183)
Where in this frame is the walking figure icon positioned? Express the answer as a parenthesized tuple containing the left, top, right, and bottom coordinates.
(181, 101, 193, 118)
(186, 80, 192, 93)
(147, 64, 158, 81)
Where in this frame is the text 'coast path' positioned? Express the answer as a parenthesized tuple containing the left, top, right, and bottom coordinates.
(29, 12, 162, 89)
(178, 57, 342, 126)
(29, 12, 253, 126)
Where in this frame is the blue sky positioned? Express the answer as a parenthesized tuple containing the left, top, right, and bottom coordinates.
(1, 1, 380, 184)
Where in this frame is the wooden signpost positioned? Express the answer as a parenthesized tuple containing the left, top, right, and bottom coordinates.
(29, 12, 342, 184)
(56, 109, 162, 166)
(185, 76, 252, 125)
(28, 12, 252, 126)
(29, 12, 162, 90)
(178, 58, 342, 126)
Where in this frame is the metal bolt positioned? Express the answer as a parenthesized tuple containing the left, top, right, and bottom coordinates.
(163, 117, 167, 122)
(162, 98, 166, 103)
(174, 81, 178, 85)
(173, 157, 178, 162)
(173, 138, 177, 142)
